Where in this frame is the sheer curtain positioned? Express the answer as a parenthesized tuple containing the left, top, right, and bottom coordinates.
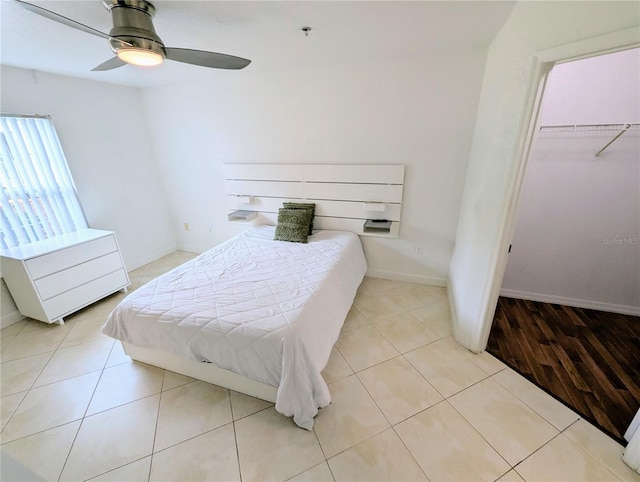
(0, 115, 87, 250)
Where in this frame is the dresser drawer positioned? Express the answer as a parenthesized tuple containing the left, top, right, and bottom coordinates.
(43, 269, 129, 320)
(34, 251, 124, 300)
(26, 235, 117, 279)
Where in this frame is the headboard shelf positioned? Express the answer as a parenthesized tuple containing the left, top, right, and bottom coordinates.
(223, 164, 405, 238)
(363, 219, 393, 234)
(227, 210, 257, 222)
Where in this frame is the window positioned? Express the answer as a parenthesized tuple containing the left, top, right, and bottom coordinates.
(0, 115, 87, 250)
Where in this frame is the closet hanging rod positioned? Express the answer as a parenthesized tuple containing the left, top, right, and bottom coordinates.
(594, 123, 631, 158)
(539, 123, 640, 132)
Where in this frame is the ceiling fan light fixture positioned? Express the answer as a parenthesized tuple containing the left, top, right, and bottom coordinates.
(17, 0, 252, 71)
(116, 47, 164, 67)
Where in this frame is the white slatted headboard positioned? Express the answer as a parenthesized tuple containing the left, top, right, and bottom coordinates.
(223, 164, 404, 238)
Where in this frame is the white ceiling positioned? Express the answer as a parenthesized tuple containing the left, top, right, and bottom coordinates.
(1, 0, 516, 88)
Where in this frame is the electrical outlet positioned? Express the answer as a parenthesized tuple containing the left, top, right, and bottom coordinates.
(415, 245, 424, 255)
(184, 222, 189, 231)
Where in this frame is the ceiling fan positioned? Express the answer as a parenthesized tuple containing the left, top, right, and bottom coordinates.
(15, 0, 251, 71)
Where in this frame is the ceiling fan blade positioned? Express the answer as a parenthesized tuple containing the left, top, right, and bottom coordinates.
(165, 48, 251, 70)
(92, 57, 127, 71)
(15, 0, 131, 47)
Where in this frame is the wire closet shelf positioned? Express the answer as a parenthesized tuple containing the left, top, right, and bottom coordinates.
(538, 123, 640, 158)
(538, 123, 640, 133)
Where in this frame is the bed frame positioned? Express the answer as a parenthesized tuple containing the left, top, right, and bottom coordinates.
(123, 342, 278, 402)
(122, 164, 403, 406)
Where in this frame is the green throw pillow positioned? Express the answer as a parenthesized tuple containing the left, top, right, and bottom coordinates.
(274, 208, 312, 243)
(282, 202, 315, 235)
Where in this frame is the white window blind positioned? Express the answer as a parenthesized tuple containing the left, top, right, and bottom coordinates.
(0, 115, 87, 249)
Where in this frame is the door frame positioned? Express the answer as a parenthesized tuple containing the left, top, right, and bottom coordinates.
(478, 27, 640, 351)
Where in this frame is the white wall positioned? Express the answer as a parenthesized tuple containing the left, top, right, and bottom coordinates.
(141, 51, 489, 284)
(1, 66, 177, 325)
(1, 67, 176, 270)
(501, 49, 640, 314)
(448, 1, 640, 351)
(539, 49, 640, 126)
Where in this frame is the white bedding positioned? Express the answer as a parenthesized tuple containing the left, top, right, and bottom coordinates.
(101, 226, 367, 429)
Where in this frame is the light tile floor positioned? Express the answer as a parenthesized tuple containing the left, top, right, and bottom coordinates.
(1, 251, 638, 481)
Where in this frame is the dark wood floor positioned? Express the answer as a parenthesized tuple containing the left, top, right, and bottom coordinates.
(487, 297, 640, 444)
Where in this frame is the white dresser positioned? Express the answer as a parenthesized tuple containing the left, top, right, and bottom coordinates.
(0, 229, 130, 324)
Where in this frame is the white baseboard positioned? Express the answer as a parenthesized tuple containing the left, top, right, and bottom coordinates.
(1, 310, 25, 329)
(176, 244, 203, 255)
(500, 289, 640, 316)
(365, 269, 447, 287)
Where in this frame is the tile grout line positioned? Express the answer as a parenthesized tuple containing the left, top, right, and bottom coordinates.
(4, 263, 627, 481)
(146, 370, 169, 481)
(490, 367, 581, 432)
(328, 293, 454, 479)
(557, 419, 627, 481)
(442, 396, 514, 471)
(0, 342, 58, 440)
(341, 310, 435, 481)
(58, 338, 128, 481)
(389, 422, 432, 481)
(229, 389, 244, 482)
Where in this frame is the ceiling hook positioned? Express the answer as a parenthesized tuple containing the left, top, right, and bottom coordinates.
(301, 26, 311, 36)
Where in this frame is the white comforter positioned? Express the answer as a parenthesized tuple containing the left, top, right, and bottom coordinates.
(102, 226, 367, 429)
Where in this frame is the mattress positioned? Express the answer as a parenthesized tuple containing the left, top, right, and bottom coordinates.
(101, 225, 367, 429)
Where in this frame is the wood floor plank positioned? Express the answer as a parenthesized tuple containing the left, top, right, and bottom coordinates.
(487, 296, 640, 444)
(582, 331, 637, 393)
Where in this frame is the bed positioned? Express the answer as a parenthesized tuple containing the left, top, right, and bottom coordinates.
(101, 225, 367, 429)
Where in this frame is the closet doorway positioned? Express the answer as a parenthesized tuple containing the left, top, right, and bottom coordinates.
(486, 48, 640, 444)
